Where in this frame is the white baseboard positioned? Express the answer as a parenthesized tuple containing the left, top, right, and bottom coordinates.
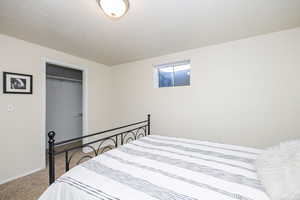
(0, 167, 44, 185)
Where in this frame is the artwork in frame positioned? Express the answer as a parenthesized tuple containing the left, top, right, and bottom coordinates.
(3, 72, 33, 94)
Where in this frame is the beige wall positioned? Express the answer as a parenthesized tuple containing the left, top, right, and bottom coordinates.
(0, 34, 111, 184)
(111, 28, 300, 149)
(1, 27, 300, 184)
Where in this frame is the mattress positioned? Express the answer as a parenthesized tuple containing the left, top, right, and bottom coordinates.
(39, 135, 270, 200)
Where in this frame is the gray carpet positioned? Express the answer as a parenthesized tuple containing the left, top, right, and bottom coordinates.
(0, 150, 93, 200)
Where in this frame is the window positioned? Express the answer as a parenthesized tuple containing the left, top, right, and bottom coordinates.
(155, 60, 191, 88)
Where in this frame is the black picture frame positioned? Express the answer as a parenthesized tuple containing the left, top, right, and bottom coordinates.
(3, 72, 33, 94)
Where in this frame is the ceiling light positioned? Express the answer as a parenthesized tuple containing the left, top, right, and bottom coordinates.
(97, 0, 129, 20)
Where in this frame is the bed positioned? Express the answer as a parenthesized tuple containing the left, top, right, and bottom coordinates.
(39, 115, 270, 200)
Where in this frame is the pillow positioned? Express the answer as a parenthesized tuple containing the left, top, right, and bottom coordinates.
(255, 139, 300, 200)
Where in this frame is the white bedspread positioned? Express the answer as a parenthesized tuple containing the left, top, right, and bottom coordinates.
(39, 135, 270, 200)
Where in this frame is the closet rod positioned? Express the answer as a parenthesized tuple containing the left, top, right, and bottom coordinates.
(46, 75, 82, 83)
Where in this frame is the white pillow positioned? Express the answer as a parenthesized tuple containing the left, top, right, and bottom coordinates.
(255, 139, 300, 200)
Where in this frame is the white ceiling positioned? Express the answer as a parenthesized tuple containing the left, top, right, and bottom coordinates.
(0, 0, 299, 66)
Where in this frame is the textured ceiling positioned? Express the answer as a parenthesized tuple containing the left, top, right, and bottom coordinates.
(0, 0, 300, 66)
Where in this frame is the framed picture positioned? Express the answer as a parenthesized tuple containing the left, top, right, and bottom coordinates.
(3, 72, 33, 94)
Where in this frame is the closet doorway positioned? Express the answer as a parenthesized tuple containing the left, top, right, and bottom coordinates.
(45, 63, 84, 153)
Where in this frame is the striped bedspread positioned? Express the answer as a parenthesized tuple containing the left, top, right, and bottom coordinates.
(39, 135, 270, 200)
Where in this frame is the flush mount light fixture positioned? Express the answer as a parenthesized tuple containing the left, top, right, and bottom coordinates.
(97, 0, 129, 20)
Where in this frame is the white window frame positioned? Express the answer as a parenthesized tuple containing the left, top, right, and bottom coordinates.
(154, 60, 191, 88)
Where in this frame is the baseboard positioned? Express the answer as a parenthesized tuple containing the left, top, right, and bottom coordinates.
(0, 167, 44, 185)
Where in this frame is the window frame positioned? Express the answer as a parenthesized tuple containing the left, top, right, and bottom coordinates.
(154, 60, 191, 88)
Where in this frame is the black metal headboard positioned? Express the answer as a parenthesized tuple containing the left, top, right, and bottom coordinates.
(47, 114, 151, 185)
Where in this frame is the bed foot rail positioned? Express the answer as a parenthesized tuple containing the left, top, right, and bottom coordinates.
(47, 114, 150, 185)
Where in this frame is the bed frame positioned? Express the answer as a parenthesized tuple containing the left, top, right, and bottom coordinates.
(47, 114, 151, 185)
